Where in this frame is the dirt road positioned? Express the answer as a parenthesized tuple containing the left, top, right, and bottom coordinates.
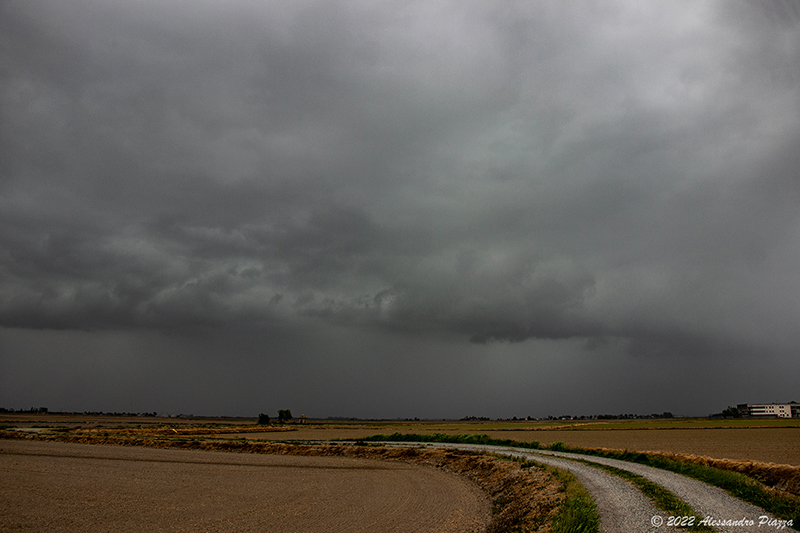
(536, 449, 785, 533)
(411, 443, 790, 533)
(0, 440, 490, 533)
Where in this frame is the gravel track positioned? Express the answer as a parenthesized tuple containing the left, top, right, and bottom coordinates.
(510, 451, 666, 532)
(535, 449, 787, 533)
(408, 442, 790, 533)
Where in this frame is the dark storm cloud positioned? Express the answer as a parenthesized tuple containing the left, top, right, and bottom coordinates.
(2, 1, 800, 416)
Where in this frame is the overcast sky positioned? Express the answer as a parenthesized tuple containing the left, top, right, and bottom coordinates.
(2, 0, 799, 419)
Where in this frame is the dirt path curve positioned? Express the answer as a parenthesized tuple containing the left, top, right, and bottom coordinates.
(1, 440, 490, 533)
(513, 450, 666, 532)
(414, 443, 788, 533)
(409, 443, 677, 533)
(536, 449, 786, 533)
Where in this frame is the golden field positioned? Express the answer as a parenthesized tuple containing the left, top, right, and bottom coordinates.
(3, 414, 798, 466)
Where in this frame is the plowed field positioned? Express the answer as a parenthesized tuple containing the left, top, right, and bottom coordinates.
(1, 440, 490, 533)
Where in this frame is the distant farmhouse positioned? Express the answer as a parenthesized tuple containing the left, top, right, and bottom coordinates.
(737, 402, 800, 418)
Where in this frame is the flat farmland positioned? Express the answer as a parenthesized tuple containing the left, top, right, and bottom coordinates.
(3, 415, 798, 465)
(480, 428, 800, 465)
(0, 439, 490, 533)
(3, 415, 799, 531)
(219, 421, 800, 466)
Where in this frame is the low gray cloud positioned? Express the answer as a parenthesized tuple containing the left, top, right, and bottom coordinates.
(2, 0, 799, 417)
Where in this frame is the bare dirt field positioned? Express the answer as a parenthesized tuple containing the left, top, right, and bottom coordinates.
(0, 440, 491, 533)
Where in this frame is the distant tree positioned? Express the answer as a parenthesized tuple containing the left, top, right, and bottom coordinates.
(258, 413, 270, 425)
(277, 409, 293, 423)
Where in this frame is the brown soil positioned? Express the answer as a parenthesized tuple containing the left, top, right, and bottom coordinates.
(1, 440, 489, 533)
(481, 428, 800, 467)
(0, 433, 565, 533)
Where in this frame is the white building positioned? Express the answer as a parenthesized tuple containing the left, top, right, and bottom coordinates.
(738, 402, 799, 418)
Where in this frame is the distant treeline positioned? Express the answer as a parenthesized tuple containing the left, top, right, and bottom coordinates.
(0, 407, 49, 414)
(462, 412, 675, 421)
(0, 408, 161, 417)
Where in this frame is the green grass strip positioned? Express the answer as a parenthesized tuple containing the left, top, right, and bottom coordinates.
(358, 431, 542, 449)
(549, 465, 601, 533)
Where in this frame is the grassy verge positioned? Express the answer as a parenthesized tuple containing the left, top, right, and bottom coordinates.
(360, 433, 800, 530)
(359, 431, 542, 449)
(549, 466, 600, 533)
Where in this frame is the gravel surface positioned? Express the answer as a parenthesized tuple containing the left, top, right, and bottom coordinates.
(1, 440, 490, 533)
(513, 451, 667, 532)
(536, 449, 789, 533)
